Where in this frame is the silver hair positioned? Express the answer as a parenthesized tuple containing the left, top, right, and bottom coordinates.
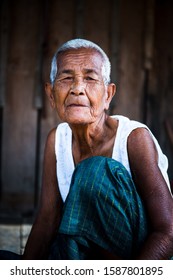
(50, 38, 111, 85)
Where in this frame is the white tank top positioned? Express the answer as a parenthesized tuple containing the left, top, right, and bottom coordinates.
(55, 115, 170, 201)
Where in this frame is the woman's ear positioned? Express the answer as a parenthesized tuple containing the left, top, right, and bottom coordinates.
(105, 83, 116, 110)
(45, 82, 55, 108)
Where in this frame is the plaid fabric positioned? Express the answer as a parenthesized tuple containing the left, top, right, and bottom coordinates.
(50, 156, 149, 259)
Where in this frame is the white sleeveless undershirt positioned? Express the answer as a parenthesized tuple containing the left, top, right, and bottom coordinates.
(55, 115, 170, 201)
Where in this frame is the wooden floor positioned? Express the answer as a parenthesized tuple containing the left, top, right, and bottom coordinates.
(0, 224, 32, 256)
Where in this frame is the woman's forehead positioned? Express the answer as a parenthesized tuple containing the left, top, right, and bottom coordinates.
(57, 48, 103, 73)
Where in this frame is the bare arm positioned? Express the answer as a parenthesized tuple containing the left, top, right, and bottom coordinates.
(23, 128, 63, 259)
(127, 128, 173, 259)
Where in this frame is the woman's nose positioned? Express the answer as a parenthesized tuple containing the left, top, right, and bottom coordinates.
(70, 79, 86, 95)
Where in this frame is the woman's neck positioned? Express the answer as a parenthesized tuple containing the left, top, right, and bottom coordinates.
(71, 114, 118, 165)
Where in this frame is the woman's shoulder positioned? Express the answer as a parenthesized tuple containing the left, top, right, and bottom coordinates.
(112, 115, 146, 126)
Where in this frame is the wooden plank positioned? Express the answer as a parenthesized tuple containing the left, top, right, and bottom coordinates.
(32, 0, 48, 207)
(75, 0, 85, 38)
(110, 0, 121, 83)
(142, 0, 155, 123)
(143, 0, 155, 70)
(0, 0, 10, 199)
(0, 0, 10, 108)
(84, 0, 110, 54)
(115, 0, 145, 120)
(109, 0, 121, 114)
(149, 0, 173, 180)
(1, 0, 40, 212)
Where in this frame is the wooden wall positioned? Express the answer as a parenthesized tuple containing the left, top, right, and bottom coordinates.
(0, 0, 173, 219)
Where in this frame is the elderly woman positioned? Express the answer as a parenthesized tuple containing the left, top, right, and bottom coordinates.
(22, 39, 173, 259)
(21, 38, 173, 260)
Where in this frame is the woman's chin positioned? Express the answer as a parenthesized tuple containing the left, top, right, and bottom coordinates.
(62, 112, 93, 125)
(66, 118, 92, 125)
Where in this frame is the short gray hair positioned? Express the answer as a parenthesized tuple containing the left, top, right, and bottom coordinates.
(50, 38, 111, 85)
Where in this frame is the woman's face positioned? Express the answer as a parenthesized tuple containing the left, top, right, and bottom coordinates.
(47, 48, 115, 125)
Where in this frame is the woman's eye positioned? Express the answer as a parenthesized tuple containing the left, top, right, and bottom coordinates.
(64, 76, 73, 80)
(85, 76, 95, 81)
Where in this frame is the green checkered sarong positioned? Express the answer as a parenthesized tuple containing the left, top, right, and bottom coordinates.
(49, 156, 149, 259)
